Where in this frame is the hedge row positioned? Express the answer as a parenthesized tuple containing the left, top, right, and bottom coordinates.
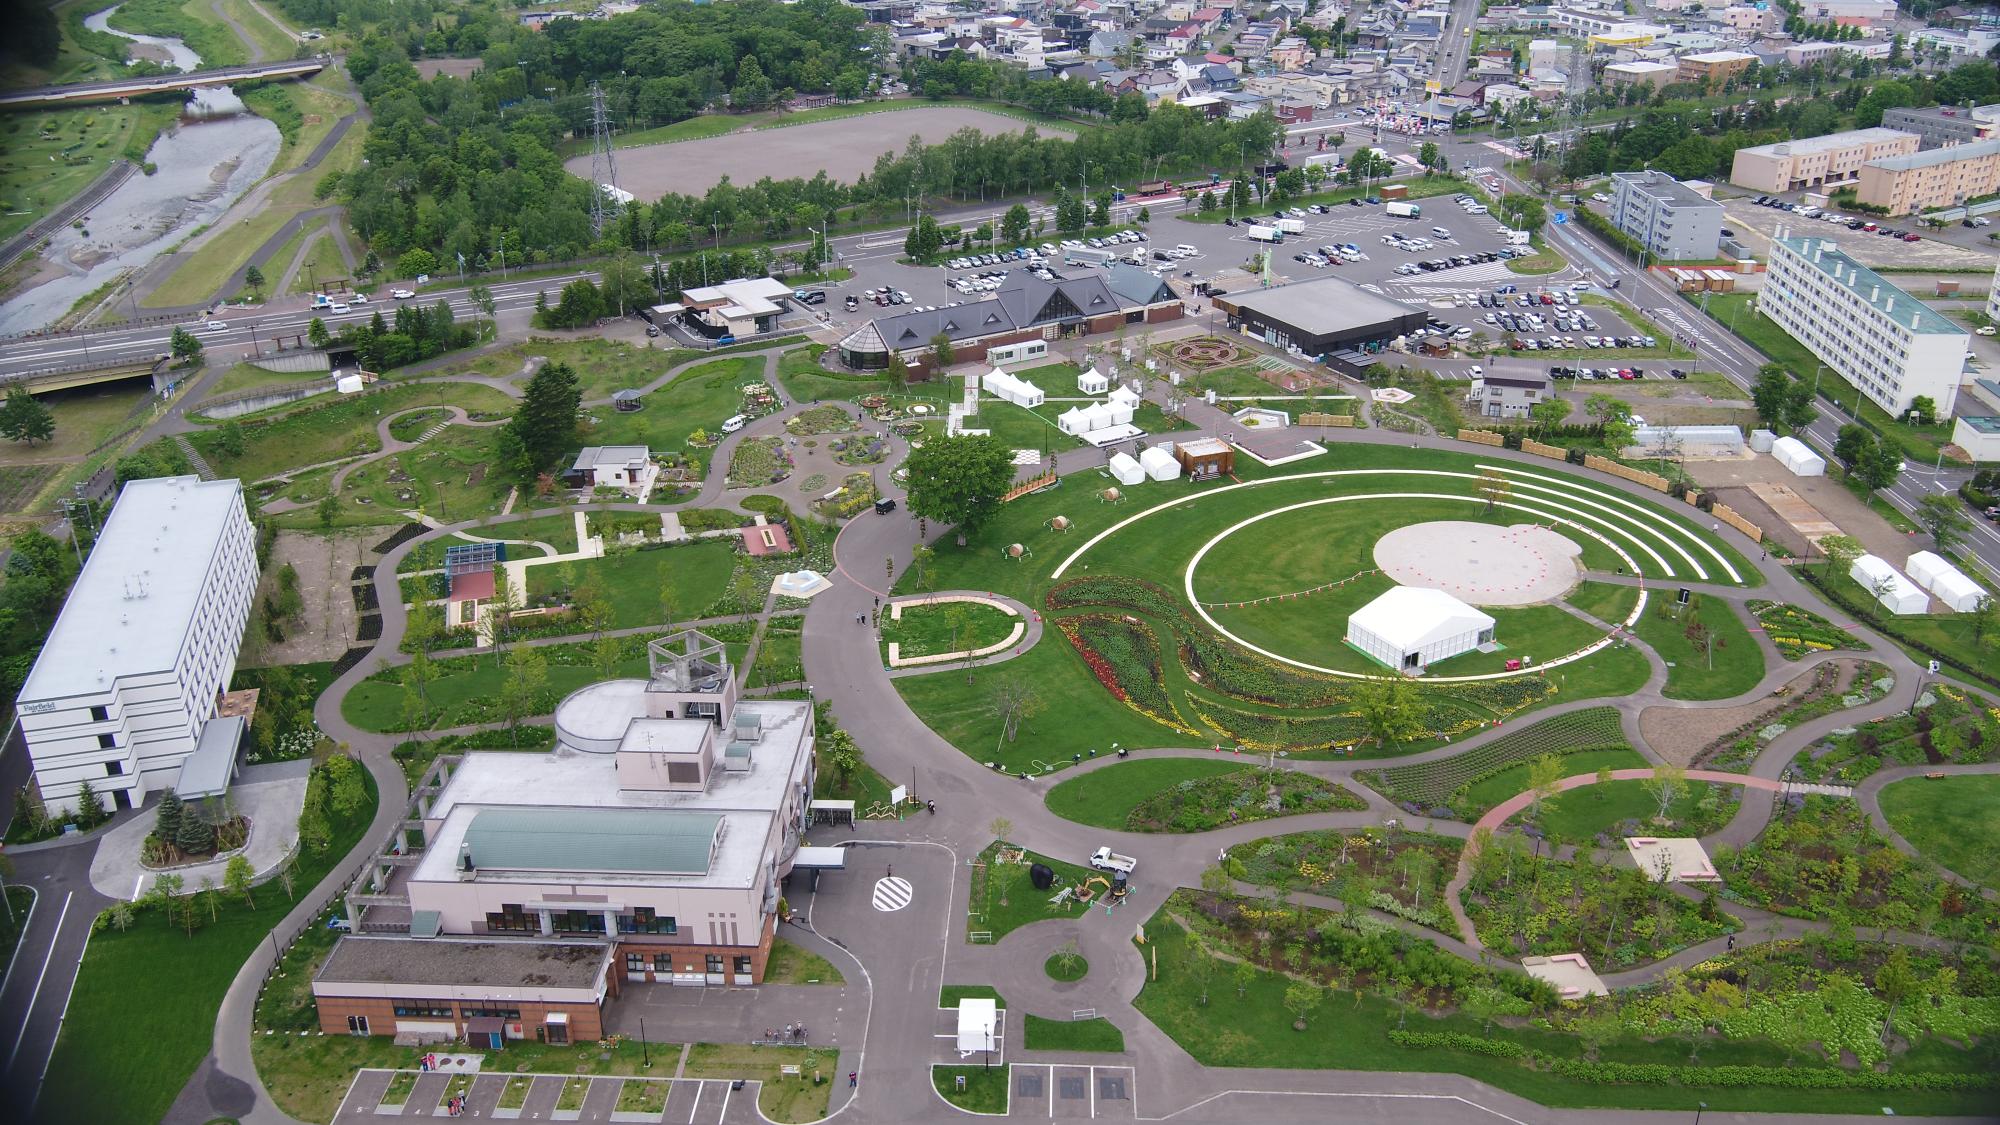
(1387, 1030, 2000, 1090)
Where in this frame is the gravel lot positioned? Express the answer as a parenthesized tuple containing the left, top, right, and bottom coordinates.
(1718, 198, 1993, 271)
(572, 106, 1066, 196)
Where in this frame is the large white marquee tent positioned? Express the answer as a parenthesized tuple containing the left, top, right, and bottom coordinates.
(1849, 554, 1927, 615)
(1346, 586, 1496, 672)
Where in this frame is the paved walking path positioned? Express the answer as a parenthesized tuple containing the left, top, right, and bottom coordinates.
(27, 335, 1972, 1125)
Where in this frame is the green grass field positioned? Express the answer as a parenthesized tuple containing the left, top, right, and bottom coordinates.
(191, 382, 516, 483)
(1456, 747, 1647, 816)
(968, 845, 1101, 944)
(0, 379, 150, 467)
(763, 937, 846, 985)
(1023, 1014, 1125, 1052)
(1521, 777, 1739, 842)
(38, 771, 376, 1124)
(1629, 594, 1763, 700)
(882, 599, 1019, 661)
(1879, 774, 2000, 888)
(1044, 758, 1250, 829)
(522, 540, 737, 628)
(585, 356, 768, 480)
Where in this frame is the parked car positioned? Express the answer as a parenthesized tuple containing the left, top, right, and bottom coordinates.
(391, 288, 415, 299)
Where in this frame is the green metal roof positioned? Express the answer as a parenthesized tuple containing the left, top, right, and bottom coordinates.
(465, 808, 720, 876)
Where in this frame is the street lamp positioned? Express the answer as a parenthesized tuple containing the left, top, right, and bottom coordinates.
(1694, 1102, 1708, 1125)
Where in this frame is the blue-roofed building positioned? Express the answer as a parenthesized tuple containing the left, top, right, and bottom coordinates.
(1762, 233, 1968, 417)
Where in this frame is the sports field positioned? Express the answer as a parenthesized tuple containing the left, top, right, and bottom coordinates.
(574, 106, 1069, 196)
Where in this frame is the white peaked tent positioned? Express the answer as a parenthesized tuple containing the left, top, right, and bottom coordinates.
(1108, 385, 1141, 408)
(1108, 452, 1146, 486)
(1057, 406, 1093, 436)
(1908, 551, 1988, 612)
(1771, 435, 1825, 477)
(1346, 586, 1496, 671)
(956, 998, 998, 1056)
(1850, 554, 1927, 615)
(1104, 401, 1136, 426)
(1077, 367, 1110, 394)
(1139, 446, 1181, 481)
(981, 369, 1045, 407)
(1079, 403, 1115, 431)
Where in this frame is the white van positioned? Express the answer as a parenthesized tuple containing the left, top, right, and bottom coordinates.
(1431, 226, 1452, 239)
(721, 414, 748, 434)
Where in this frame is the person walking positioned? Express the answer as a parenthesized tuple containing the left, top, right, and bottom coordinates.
(849, 1072, 858, 1088)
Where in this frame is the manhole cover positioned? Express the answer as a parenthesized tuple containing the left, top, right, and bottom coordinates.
(1059, 1076, 1087, 1100)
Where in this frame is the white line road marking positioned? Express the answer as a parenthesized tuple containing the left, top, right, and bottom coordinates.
(6, 890, 71, 1072)
(871, 876, 913, 911)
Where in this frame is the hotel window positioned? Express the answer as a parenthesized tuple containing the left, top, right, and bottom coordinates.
(90, 705, 109, 722)
(626, 953, 646, 974)
(486, 904, 532, 933)
(706, 954, 725, 974)
(653, 953, 673, 971)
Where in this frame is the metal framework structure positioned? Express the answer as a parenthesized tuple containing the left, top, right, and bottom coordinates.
(588, 81, 622, 239)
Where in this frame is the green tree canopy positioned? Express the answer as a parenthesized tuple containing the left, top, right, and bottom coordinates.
(904, 434, 1015, 540)
(499, 360, 582, 483)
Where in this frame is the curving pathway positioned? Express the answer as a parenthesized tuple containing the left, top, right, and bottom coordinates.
(128, 338, 1995, 1125)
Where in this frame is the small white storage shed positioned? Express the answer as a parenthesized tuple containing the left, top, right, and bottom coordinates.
(1849, 554, 1927, 615)
(1108, 452, 1146, 486)
(1139, 446, 1181, 481)
(1771, 435, 1826, 477)
(955, 998, 998, 1057)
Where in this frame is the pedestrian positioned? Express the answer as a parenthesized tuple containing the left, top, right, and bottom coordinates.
(849, 1072, 858, 1088)
(887, 864, 893, 878)
(1726, 934, 1735, 951)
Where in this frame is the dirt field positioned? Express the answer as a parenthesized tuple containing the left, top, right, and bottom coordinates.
(415, 58, 483, 80)
(578, 106, 1057, 196)
(239, 529, 377, 667)
(1638, 660, 1864, 766)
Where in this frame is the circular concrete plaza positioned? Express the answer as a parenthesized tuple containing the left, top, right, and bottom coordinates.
(1373, 521, 1582, 606)
(575, 106, 1072, 196)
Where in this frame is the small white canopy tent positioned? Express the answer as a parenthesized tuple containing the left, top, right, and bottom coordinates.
(981, 369, 1045, 407)
(1078, 403, 1115, 432)
(1906, 550, 1952, 589)
(1346, 586, 1496, 671)
(1108, 452, 1146, 486)
(956, 998, 998, 1058)
(1108, 385, 1141, 408)
(1057, 406, 1093, 436)
(1139, 446, 1181, 481)
(1771, 435, 1825, 477)
(1077, 367, 1110, 394)
(1850, 554, 1927, 615)
(1104, 401, 1136, 426)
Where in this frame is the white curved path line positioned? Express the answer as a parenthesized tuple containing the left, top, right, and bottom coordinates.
(1180, 492, 1649, 682)
(1479, 462, 1745, 584)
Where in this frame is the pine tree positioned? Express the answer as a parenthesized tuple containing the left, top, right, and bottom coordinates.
(154, 790, 184, 846)
(74, 780, 106, 827)
(175, 801, 215, 856)
(499, 361, 581, 483)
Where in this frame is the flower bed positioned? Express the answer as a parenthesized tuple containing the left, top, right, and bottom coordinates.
(1791, 684, 1996, 784)
(1462, 843, 1737, 967)
(1126, 768, 1365, 832)
(786, 405, 858, 435)
(1358, 707, 1629, 814)
(726, 436, 792, 487)
(1228, 828, 1461, 934)
(1057, 614, 1196, 734)
(1748, 601, 1865, 661)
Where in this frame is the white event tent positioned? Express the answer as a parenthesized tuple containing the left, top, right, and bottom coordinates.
(1346, 586, 1496, 672)
(1849, 554, 1927, 615)
(1771, 435, 1825, 477)
(1077, 367, 1109, 394)
(981, 369, 1045, 407)
(1107, 452, 1146, 486)
(1139, 446, 1181, 481)
(1906, 551, 1989, 612)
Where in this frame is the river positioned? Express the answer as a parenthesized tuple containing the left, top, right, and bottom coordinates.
(0, 6, 281, 334)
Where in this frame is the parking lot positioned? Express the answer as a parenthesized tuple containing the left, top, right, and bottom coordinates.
(1714, 195, 1995, 271)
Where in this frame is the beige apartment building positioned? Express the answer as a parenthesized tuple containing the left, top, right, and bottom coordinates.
(1675, 50, 1755, 88)
(1855, 138, 2000, 214)
(1729, 128, 1919, 193)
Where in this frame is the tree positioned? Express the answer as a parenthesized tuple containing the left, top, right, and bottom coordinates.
(903, 213, 943, 262)
(1917, 493, 1973, 554)
(1000, 203, 1031, 245)
(1853, 441, 1901, 491)
(0, 387, 54, 445)
(154, 790, 185, 847)
(396, 247, 439, 278)
(242, 264, 265, 299)
(499, 643, 548, 728)
(316, 492, 340, 529)
(909, 544, 936, 591)
(1641, 763, 1687, 823)
(470, 284, 497, 321)
(1136, 206, 1151, 224)
(326, 753, 367, 816)
(1199, 190, 1218, 213)
(1819, 533, 1863, 580)
(1283, 981, 1323, 1029)
(175, 799, 214, 856)
(988, 816, 1013, 845)
(1527, 752, 1564, 822)
(929, 331, 955, 369)
(224, 853, 256, 908)
(990, 675, 1044, 747)
(1477, 468, 1511, 515)
(1354, 680, 1425, 748)
(821, 728, 860, 791)
(1529, 398, 1568, 426)
(1498, 193, 1547, 233)
(498, 361, 582, 483)
(904, 434, 1014, 543)
(307, 317, 331, 348)
(1417, 140, 1445, 174)
(169, 326, 204, 367)
(74, 779, 106, 827)
(1780, 378, 1818, 432)
(1833, 423, 1872, 470)
(1906, 394, 1937, 426)
(1750, 365, 1792, 428)
(1091, 192, 1112, 227)
(1875, 946, 1918, 1047)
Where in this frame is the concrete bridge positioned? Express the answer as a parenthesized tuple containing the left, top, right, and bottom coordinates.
(0, 57, 329, 110)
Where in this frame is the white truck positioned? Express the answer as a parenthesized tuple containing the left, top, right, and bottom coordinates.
(1246, 224, 1283, 243)
(1276, 217, 1306, 234)
(1090, 847, 1138, 874)
(1385, 201, 1422, 219)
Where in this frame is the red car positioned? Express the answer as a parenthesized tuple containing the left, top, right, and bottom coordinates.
(1902, 233, 1922, 242)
